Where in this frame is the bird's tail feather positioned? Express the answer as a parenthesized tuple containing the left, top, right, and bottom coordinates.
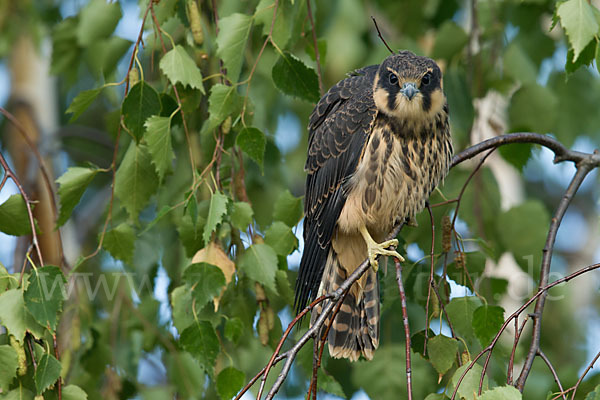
(311, 249, 379, 361)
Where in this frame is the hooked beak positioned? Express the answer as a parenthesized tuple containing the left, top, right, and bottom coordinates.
(400, 82, 419, 100)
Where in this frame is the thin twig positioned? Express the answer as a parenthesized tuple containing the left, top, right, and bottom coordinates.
(450, 263, 600, 400)
(264, 223, 405, 399)
(507, 315, 529, 385)
(424, 203, 436, 355)
(570, 349, 600, 399)
(395, 257, 413, 400)
(537, 349, 567, 400)
(516, 163, 595, 390)
(371, 16, 394, 54)
(0, 150, 44, 266)
(0, 106, 65, 267)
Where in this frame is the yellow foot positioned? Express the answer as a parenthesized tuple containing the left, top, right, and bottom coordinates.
(359, 226, 405, 272)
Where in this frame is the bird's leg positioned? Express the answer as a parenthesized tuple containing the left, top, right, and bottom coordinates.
(359, 225, 405, 272)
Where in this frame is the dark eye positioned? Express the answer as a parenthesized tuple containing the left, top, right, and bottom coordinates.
(421, 72, 431, 86)
(389, 73, 398, 85)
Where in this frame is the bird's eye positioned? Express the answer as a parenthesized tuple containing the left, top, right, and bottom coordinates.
(389, 73, 398, 85)
(421, 72, 431, 86)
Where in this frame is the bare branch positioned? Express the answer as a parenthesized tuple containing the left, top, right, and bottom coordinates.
(570, 349, 600, 399)
(450, 263, 600, 400)
(516, 163, 595, 389)
(395, 257, 413, 400)
(537, 349, 567, 400)
(371, 16, 394, 54)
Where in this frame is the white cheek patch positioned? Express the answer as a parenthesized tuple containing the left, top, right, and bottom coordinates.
(373, 87, 392, 114)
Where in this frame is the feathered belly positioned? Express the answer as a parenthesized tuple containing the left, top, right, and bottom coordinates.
(336, 123, 451, 239)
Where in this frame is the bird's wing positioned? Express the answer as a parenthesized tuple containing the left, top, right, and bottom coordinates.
(295, 65, 379, 313)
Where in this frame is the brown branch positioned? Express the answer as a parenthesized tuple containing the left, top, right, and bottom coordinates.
(570, 349, 600, 399)
(0, 149, 44, 266)
(395, 257, 413, 400)
(371, 16, 394, 54)
(537, 348, 566, 400)
(507, 315, 529, 385)
(0, 106, 65, 267)
(423, 203, 436, 355)
(451, 132, 599, 168)
(263, 222, 405, 399)
(516, 163, 595, 390)
(450, 263, 600, 400)
(306, 0, 324, 96)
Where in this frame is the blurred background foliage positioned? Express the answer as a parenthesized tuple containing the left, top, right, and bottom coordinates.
(0, 0, 599, 399)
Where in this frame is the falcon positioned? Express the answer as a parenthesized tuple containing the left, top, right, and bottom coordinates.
(294, 50, 453, 361)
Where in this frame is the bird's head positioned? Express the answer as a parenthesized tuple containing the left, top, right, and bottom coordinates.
(373, 51, 446, 121)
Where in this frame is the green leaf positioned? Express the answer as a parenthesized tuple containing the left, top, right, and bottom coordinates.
(508, 84, 558, 133)
(144, 115, 174, 180)
(0, 194, 34, 236)
(101, 223, 135, 264)
(566, 39, 597, 75)
(122, 81, 162, 143)
(498, 143, 533, 171)
(503, 43, 538, 84)
(427, 334, 458, 375)
(115, 142, 159, 220)
(272, 51, 320, 103)
(159, 45, 205, 92)
(479, 385, 522, 399)
(449, 363, 488, 400)
(264, 221, 299, 256)
(255, 0, 294, 48)
(56, 167, 100, 226)
(216, 366, 245, 400)
(231, 202, 253, 230)
(273, 189, 303, 227)
(472, 305, 505, 346)
(585, 385, 600, 399)
(51, 17, 81, 78)
(183, 263, 226, 309)
(239, 243, 278, 292)
(66, 88, 103, 122)
(201, 83, 243, 135)
(34, 353, 62, 394)
(498, 200, 550, 274)
(203, 191, 229, 244)
(1, 388, 35, 400)
(0, 263, 15, 292)
(236, 127, 266, 171)
(216, 13, 253, 81)
(171, 285, 194, 332)
(0, 289, 46, 342)
(445, 296, 482, 345)
(557, 0, 598, 62)
(24, 265, 66, 332)
(62, 385, 88, 400)
(76, 0, 122, 46)
(224, 317, 243, 343)
(0, 345, 18, 391)
(432, 21, 468, 60)
(411, 329, 435, 359)
(180, 321, 220, 376)
(596, 41, 600, 74)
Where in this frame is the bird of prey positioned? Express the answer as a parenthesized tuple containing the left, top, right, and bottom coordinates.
(294, 50, 453, 361)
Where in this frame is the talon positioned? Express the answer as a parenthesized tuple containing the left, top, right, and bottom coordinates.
(359, 226, 405, 272)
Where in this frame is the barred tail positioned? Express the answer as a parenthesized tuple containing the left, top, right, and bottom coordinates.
(311, 249, 380, 361)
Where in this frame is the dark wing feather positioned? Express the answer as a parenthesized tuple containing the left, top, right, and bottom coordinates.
(294, 65, 379, 313)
